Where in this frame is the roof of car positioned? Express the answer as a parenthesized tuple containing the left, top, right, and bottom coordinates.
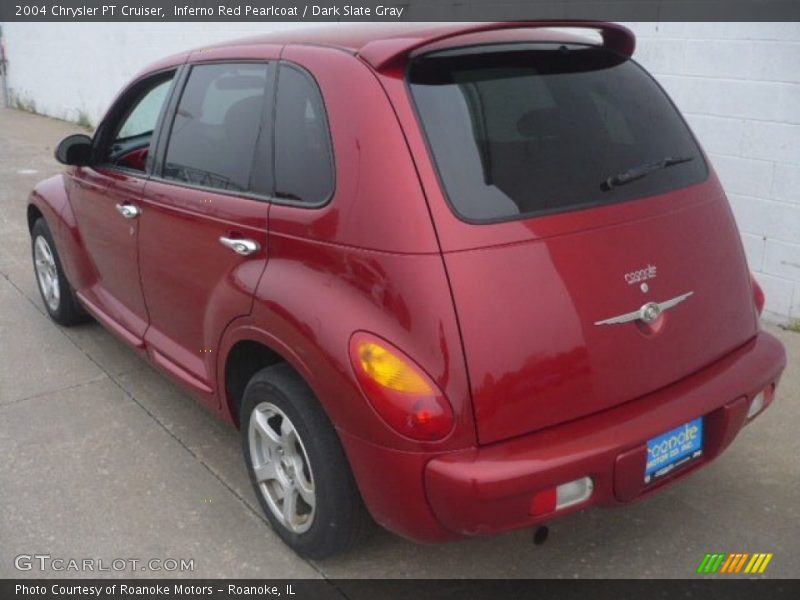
(210, 23, 464, 52)
(138, 22, 635, 79)
(206, 21, 635, 70)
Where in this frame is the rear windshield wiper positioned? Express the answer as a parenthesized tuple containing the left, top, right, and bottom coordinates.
(601, 156, 695, 191)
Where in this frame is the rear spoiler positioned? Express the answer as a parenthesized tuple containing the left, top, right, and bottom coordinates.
(359, 21, 635, 71)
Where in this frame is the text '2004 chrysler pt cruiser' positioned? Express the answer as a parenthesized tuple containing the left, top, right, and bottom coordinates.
(28, 22, 787, 558)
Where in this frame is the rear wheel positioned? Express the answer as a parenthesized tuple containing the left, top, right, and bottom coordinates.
(30, 218, 87, 326)
(241, 363, 371, 558)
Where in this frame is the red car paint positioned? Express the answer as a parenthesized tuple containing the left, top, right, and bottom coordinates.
(29, 22, 786, 543)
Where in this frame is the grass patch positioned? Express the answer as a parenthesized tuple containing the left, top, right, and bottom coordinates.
(9, 91, 95, 132)
(11, 92, 37, 114)
(75, 110, 93, 131)
(783, 319, 800, 334)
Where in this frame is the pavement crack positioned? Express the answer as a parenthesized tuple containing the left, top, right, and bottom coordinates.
(0, 373, 108, 408)
(0, 267, 48, 317)
(42, 309, 334, 581)
(2, 236, 335, 581)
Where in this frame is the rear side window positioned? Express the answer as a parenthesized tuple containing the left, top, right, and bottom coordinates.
(273, 65, 334, 205)
(163, 63, 269, 193)
(409, 44, 707, 222)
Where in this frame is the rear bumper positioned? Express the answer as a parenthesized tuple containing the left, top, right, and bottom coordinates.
(341, 330, 786, 542)
(426, 330, 785, 536)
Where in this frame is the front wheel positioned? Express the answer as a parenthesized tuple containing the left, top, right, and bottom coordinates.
(241, 363, 371, 558)
(30, 218, 87, 326)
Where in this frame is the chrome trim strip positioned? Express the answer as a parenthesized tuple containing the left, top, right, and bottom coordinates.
(594, 292, 694, 326)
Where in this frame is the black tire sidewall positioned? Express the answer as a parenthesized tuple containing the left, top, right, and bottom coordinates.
(31, 219, 70, 322)
(240, 365, 365, 558)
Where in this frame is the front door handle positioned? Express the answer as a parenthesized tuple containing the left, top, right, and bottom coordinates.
(219, 236, 260, 256)
(115, 203, 140, 219)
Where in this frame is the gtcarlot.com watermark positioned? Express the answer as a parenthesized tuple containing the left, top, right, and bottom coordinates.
(14, 553, 195, 573)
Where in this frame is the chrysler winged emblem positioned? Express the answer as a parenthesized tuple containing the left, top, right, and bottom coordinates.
(594, 292, 694, 326)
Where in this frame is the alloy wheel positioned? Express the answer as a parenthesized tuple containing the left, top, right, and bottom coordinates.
(248, 402, 316, 533)
(34, 235, 60, 312)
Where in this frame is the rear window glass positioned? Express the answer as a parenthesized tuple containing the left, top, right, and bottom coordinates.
(409, 44, 708, 222)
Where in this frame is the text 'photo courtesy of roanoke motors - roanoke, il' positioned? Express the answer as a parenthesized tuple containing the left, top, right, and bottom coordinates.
(0, 0, 799, 598)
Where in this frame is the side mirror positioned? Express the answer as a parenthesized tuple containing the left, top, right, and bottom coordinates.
(55, 134, 93, 166)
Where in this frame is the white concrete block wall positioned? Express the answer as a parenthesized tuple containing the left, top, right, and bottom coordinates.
(0, 23, 313, 124)
(625, 22, 800, 323)
(1, 21, 799, 322)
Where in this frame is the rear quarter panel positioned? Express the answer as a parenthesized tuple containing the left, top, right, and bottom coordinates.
(250, 243, 474, 452)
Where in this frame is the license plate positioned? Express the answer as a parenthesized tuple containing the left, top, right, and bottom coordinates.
(645, 418, 703, 484)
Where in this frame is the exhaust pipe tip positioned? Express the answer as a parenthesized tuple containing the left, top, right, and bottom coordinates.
(533, 525, 549, 545)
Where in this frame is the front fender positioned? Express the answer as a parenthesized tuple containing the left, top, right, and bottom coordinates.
(28, 174, 68, 234)
(28, 171, 93, 291)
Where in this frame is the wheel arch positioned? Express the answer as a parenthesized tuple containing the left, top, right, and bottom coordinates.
(27, 173, 92, 291)
(27, 174, 68, 232)
(27, 203, 44, 232)
(218, 323, 318, 429)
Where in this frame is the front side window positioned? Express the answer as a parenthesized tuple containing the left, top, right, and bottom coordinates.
(273, 65, 334, 205)
(117, 80, 172, 139)
(102, 72, 174, 172)
(163, 63, 269, 192)
(409, 44, 708, 222)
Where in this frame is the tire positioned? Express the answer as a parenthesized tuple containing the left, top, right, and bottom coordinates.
(30, 218, 88, 326)
(241, 363, 371, 558)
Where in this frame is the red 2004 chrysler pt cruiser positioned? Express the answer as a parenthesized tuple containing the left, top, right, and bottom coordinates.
(27, 22, 786, 557)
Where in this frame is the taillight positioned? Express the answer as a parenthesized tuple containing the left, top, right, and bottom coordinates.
(751, 272, 766, 316)
(349, 333, 454, 441)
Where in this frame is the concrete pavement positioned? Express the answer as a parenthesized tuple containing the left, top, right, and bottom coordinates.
(1, 107, 798, 579)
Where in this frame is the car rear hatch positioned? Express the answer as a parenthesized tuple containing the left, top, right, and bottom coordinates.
(407, 39, 758, 444)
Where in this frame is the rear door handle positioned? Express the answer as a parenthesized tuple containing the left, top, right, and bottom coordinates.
(219, 236, 260, 256)
(115, 203, 140, 219)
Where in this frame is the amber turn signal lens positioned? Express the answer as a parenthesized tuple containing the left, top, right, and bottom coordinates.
(349, 333, 454, 441)
(357, 341, 433, 395)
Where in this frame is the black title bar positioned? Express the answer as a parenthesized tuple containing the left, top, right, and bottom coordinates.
(2, 1, 800, 22)
(4, 579, 800, 600)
